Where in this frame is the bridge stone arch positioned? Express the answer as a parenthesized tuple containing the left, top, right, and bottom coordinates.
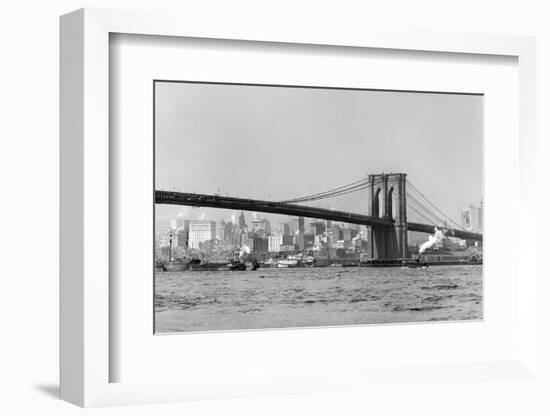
(387, 186, 394, 219)
(373, 187, 381, 217)
(367, 173, 408, 259)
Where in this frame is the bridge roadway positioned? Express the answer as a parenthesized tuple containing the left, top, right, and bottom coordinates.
(155, 190, 482, 242)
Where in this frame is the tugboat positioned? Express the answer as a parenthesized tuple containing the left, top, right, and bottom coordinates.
(403, 255, 429, 268)
(228, 260, 246, 271)
(160, 227, 191, 271)
(162, 259, 191, 272)
(227, 246, 259, 271)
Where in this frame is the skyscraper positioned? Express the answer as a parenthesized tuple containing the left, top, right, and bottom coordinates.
(188, 221, 216, 249)
(238, 211, 246, 230)
(461, 204, 483, 233)
(224, 220, 234, 241)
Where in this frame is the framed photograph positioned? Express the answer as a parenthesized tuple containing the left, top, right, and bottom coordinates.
(60, 8, 537, 407)
(153, 81, 485, 334)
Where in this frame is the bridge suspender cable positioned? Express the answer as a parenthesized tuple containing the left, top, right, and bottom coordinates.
(406, 180, 466, 230)
(406, 192, 447, 225)
(280, 177, 370, 203)
(407, 204, 440, 226)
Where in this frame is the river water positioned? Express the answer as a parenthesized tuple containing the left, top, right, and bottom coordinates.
(155, 265, 482, 333)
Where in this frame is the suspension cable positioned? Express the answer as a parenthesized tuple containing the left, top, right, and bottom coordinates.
(406, 192, 446, 225)
(281, 178, 370, 203)
(407, 180, 465, 230)
(407, 204, 439, 226)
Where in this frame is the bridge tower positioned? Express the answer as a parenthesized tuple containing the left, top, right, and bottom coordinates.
(366, 173, 408, 259)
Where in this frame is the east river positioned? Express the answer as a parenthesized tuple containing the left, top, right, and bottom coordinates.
(154, 265, 482, 333)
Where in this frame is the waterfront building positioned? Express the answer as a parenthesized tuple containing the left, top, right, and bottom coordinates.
(268, 233, 283, 252)
(304, 234, 315, 249)
(253, 237, 269, 256)
(314, 235, 324, 248)
(231, 232, 241, 248)
(188, 221, 216, 249)
(295, 234, 305, 250)
(342, 228, 353, 243)
(177, 229, 188, 248)
(282, 235, 294, 246)
(239, 231, 249, 248)
(442, 237, 456, 250)
(327, 226, 340, 247)
(280, 244, 296, 253)
(289, 217, 300, 235)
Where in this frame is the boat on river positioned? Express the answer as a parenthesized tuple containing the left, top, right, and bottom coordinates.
(277, 259, 299, 268)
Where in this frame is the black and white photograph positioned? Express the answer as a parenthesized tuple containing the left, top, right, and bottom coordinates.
(154, 81, 483, 333)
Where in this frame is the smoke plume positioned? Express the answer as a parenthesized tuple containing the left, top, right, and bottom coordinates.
(239, 245, 251, 259)
(418, 227, 445, 254)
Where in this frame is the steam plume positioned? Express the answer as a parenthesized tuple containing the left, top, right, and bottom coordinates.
(419, 227, 445, 254)
(239, 245, 251, 259)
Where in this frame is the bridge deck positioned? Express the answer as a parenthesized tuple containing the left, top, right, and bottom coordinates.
(155, 190, 482, 241)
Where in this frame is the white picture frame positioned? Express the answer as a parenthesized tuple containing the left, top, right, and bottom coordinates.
(60, 8, 537, 407)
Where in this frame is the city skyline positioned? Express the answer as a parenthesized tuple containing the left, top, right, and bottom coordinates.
(155, 82, 483, 225)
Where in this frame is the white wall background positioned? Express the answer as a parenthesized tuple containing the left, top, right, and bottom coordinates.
(0, 1, 548, 414)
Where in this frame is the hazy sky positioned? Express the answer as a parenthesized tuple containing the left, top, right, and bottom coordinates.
(155, 82, 482, 227)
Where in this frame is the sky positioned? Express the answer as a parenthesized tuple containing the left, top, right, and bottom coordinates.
(155, 81, 482, 228)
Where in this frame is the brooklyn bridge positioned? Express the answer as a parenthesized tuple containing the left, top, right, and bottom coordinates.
(155, 173, 482, 259)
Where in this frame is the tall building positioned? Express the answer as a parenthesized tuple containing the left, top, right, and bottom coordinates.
(461, 204, 483, 233)
(268, 233, 283, 252)
(238, 211, 246, 230)
(327, 226, 340, 247)
(309, 221, 326, 236)
(298, 216, 305, 235)
(342, 228, 352, 241)
(280, 222, 291, 236)
(289, 218, 300, 235)
(253, 237, 269, 256)
(224, 221, 234, 241)
(177, 229, 188, 248)
(188, 221, 216, 249)
(217, 220, 226, 241)
(261, 218, 271, 234)
(295, 234, 305, 250)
